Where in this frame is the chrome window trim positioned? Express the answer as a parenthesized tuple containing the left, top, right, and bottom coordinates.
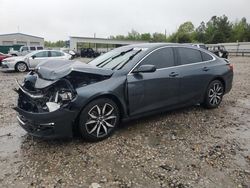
(128, 46, 216, 75)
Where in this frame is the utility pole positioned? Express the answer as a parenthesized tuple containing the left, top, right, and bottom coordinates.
(94, 33, 97, 51)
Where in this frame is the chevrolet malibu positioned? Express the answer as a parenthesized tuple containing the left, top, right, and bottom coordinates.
(14, 43, 233, 141)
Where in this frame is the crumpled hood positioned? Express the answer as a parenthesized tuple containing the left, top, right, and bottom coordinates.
(35, 60, 114, 81)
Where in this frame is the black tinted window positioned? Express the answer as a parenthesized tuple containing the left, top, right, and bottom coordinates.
(178, 48, 202, 65)
(140, 48, 175, 69)
(201, 51, 213, 61)
(30, 47, 36, 51)
(37, 47, 43, 50)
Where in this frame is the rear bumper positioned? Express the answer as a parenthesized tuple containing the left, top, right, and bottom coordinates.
(224, 71, 233, 94)
(14, 107, 78, 138)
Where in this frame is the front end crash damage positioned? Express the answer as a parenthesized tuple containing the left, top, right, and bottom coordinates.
(14, 60, 113, 138)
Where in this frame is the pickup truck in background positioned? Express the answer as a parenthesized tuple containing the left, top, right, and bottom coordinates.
(9, 46, 44, 56)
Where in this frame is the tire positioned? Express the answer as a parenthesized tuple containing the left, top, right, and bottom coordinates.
(79, 98, 120, 142)
(15, 62, 28, 72)
(203, 80, 224, 109)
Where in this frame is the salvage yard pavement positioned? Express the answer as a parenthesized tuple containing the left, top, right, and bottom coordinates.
(0, 57, 249, 188)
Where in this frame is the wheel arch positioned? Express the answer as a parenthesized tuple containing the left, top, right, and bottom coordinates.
(15, 61, 29, 71)
(209, 76, 226, 92)
(72, 93, 126, 135)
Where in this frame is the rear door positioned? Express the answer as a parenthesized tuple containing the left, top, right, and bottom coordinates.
(127, 47, 180, 116)
(175, 47, 214, 104)
(28, 51, 49, 68)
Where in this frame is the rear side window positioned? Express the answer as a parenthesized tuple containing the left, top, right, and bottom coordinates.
(51, 51, 64, 57)
(35, 51, 49, 58)
(178, 48, 202, 65)
(201, 51, 213, 61)
(140, 47, 175, 69)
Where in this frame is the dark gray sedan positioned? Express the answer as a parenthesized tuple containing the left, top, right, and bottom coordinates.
(15, 43, 233, 141)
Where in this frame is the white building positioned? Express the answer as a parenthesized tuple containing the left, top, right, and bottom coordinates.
(0, 33, 44, 46)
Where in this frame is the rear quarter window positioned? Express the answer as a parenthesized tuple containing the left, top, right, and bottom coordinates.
(201, 51, 213, 61)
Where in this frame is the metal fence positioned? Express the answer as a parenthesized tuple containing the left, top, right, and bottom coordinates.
(207, 42, 250, 56)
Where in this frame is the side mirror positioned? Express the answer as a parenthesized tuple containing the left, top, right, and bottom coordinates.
(133, 64, 156, 73)
(31, 55, 36, 59)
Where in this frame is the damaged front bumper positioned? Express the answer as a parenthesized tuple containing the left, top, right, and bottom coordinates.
(15, 107, 77, 138)
(14, 72, 79, 138)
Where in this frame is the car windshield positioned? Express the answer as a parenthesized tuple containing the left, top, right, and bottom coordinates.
(88, 48, 143, 70)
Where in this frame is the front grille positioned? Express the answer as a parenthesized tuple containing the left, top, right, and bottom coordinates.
(2, 64, 8, 68)
(17, 115, 55, 134)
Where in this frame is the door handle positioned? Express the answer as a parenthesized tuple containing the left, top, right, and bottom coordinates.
(169, 72, 179, 77)
(202, 67, 210, 71)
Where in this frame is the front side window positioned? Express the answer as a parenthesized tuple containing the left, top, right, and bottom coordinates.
(177, 48, 202, 65)
(21, 47, 28, 51)
(35, 51, 49, 58)
(140, 47, 175, 69)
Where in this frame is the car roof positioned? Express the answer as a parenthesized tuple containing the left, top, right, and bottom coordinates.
(122, 43, 206, 51)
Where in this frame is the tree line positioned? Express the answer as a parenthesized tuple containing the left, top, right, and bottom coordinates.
(110, 15, 250, 44)
(45, 15, 250, 47)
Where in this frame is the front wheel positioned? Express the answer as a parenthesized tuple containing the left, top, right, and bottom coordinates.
(203, 80, 224, 109)
(79, 98, 120, 142)
(15, 62, 28, 72)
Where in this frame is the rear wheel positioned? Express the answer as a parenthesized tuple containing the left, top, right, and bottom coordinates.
(203, 80, 224, 109)
(15, 62, 28, 72)
(79, 98, 120, 142)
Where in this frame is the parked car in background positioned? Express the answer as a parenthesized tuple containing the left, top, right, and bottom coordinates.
(9, 46, 44, 56)
(0, 52, 11, 65)
(208, 45, 229, 59)
(60, 48, 80, 59)
(1, 50, 71, 72)
(80, 48, 100, 58)
(14, 43, 233, 141)
(192, 44, 207, 50)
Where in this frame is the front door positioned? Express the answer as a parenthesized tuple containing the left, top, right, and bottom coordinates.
(127, 47, 180, 116)
(28, 51, 49, 68)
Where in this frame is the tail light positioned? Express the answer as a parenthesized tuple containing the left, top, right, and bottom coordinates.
(227, 63, 233, 71)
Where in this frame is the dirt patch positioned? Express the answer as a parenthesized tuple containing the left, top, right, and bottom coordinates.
(0, 57, 249, 187)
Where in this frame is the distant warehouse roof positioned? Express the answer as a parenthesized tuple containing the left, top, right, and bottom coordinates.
(0, 32, 44, 39)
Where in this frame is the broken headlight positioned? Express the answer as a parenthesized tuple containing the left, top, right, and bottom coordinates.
(46, 89, 75, 112)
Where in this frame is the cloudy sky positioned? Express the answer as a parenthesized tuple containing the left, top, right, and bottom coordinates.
(0, 0, 249, 41)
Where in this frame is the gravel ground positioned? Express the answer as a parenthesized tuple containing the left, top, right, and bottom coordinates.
(0, 57, 249, 188)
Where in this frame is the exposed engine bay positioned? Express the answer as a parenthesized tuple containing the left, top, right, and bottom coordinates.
(16, 70, 111, 113)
